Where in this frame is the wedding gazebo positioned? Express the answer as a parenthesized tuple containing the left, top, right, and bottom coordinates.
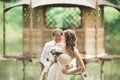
(3, 0, 120, 58)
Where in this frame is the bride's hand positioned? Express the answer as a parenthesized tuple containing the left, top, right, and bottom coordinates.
(62, 68, 69, 75)
(65, 64, 73, 70)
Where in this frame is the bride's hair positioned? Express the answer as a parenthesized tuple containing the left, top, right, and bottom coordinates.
(64, 29, 77, 57)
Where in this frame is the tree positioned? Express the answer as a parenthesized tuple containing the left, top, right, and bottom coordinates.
(107, 0, 120, 5)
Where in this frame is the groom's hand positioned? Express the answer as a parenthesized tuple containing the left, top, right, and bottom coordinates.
(50, 61, 54, 67)
(47, 56, 55, 67)
(48, 56, 55, 63)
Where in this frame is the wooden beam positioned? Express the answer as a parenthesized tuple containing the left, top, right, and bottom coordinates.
(100, 61, 104, 80)
(3, 0, 6, 56)
(40, 7, 46, 49)
(95, 0, 99, 57)
(81, 8, 86, 53)
(22, 60, 26, 80)
(30, 0, 33, 58)
(101, 6, 105, 52)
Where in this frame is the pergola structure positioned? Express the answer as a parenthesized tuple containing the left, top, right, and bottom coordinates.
(3, 0, 120, 80)
(3, 0, 120, 58)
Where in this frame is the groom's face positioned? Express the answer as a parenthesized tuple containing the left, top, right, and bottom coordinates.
(53, 34, 63, 43)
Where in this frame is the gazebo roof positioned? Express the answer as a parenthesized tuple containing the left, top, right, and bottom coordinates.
(4, 0, 95, 11)
(4, 0, 120, 12)
(32, 0, 95, 8)
(4, 0, 30, 12)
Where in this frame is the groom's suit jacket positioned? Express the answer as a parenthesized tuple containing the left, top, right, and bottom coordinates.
(40, 40, 76, 68)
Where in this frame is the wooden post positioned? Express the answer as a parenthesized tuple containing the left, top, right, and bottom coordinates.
(40, 7, 46, 80)
(73, 75, 77, 80)
(40, 7, 46, 51)
(82, 8, 87, 54)
(30, 0, 33, 58)
(22, 60, 26, 80)
(3, 0, 6, 56)
(101, 6, 105, 52)
(100, 61, 104, 80)
(95, 0, 99, 57)
(22, 4, 24, 56)
(81, 8, 85, 53)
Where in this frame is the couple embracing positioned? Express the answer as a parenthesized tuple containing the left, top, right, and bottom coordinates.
(40, 29, 88, 80)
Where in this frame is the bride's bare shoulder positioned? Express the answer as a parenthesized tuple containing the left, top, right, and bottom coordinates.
(74, 48, 80, 55)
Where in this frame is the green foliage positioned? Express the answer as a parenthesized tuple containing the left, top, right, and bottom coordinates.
(0, 2, 3, 25)
(0, 1, 22, 55)
(0, 0, 19, 2)
(104, 7, 120, 32)
(104, 7, 120, 55)
(107, 0, 120, 5)
(0, 1, 22, 28)
(70, 75, 81, 80)
(6, 6, 22, 27)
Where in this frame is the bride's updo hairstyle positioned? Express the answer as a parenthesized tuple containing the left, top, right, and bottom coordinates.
(64, 29, 77, 56)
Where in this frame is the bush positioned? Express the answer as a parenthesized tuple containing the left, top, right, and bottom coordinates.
(0, 0, 18, 2)
(104, 7, 120, 55)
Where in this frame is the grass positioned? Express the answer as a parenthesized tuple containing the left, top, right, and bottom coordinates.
(70, 75, 81, 80)
(0, 60, 41, 80)
(0, 60, 120, 80)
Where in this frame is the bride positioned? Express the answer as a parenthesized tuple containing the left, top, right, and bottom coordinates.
(47, 29, 86, 80)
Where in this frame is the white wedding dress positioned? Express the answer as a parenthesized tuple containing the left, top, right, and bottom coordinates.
(47, 52, 72, 80)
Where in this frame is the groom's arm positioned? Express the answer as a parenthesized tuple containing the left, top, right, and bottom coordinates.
(40, 44, 51, 68)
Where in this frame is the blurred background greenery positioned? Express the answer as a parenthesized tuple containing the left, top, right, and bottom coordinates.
(0, 0, 120, 80)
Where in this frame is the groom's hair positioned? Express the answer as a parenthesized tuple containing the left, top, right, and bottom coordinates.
(52, 28, 63, 37)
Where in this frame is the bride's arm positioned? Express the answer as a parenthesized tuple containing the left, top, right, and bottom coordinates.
(62, 49, 85, 74)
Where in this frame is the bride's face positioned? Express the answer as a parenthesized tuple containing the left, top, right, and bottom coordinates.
(62, 36, 65, 43)
(63, 35, 66, 43)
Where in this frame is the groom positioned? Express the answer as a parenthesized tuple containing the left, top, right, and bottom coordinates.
(40, 28, 76, 69)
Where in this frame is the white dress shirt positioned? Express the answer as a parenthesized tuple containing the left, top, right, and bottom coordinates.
(40, 40, 55, 68)
(40, 40, 76, 68)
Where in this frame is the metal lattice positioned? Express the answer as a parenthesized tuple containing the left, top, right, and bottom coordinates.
(84, 8, 96, 28)
(45, 7, 81, 28)
(33, 7, 41, 28)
